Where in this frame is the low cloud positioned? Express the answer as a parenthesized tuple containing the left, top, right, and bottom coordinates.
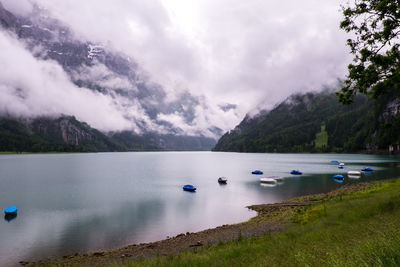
(1, 0, 352, 135)
(0, 31, 132, 132)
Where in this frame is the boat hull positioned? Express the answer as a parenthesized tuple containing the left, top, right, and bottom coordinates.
(260, 178, 277, 184)
(4, 205, 18, 215)
(218, 177, 227, 184)
(183, 185, 196, 192)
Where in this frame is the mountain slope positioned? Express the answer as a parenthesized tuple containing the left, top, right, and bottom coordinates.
(213, 91, 400, 153)
(0, 2, 223, 151)
(0, 115, 216, 152)
(0, 116, 124, 152)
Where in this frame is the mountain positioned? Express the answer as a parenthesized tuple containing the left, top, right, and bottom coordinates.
(0, 2, 220, 152)
(0, 116, 124, 152)
(213, 90, 400, 153)
(0, 115, 216, 152)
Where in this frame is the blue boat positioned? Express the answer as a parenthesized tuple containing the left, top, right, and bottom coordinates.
(338, 165, 344, 169)
(4, 205, 18, 215)
(183, 185, 196, 192)
(333, 174, 344, 179)
(361, 167, 373, 172)
(290, 170, 302, 175)
(330, 160, 339, 164)
(252, 170, 263, 175)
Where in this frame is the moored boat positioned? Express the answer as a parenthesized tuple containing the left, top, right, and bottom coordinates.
(290, 170, 302, 175)
(4, 205, 18, 215)
(218, 177, 227, 184)
(361, 167, 373, 172)
(333, 174, 344, 179)
(269, 176, 283, 182)
(252, 170, 263, 175)
(348, 171, 361, 176)
(183, 185, 196, 192)
(260, 178, 277, 184)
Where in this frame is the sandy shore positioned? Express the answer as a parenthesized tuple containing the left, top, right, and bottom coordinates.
(25, 182, 370, 267)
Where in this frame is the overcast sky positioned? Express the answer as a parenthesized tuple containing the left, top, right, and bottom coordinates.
(1, 0, 351, 135)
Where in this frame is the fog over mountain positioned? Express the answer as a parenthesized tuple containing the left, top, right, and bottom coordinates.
(0, 0, 350, 138)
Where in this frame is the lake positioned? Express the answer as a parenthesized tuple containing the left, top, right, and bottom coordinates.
(1, 152, 400, 265)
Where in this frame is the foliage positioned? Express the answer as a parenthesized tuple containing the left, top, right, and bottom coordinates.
(338, 0, 400, 104)
(0, 116, 124, 153)
(213, 91, 375, 153)
(0, 116, 216, 153)
(314, 124, 328, 149)
(214, 89, 400, 153)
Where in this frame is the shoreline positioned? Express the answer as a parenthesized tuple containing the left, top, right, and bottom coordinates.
(25, 181, 372, 267)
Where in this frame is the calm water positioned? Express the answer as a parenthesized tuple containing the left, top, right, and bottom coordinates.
(1, 152, 400, 265)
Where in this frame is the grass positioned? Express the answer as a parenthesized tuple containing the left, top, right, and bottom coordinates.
(315, 123, 328, 149)
(112, 179, 400, 267)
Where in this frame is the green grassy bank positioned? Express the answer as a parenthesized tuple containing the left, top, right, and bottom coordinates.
(114, 179, 400, 267)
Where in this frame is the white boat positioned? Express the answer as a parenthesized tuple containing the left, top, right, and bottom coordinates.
(347, 171, 361, 176)
(260, 178, 278, 184)
(339, 162, 345, 166)
(270, 176, 284, 182)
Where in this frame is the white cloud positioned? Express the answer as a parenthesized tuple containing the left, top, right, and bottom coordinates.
(0, 0, 352, 135)
(0, 31, 132, 132)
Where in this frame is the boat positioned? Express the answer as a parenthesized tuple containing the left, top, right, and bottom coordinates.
(338, 165, 344, 169)
(361, 167, 373, 172)
(290, 170, 302, 175)
(218, 177, 227, 184)
(348, 171, 361, 176)
(269, 176, 284, 182)
(252, 170, 263, 175)
(330, 160, 339, 164)
(339, 162, 345, 166)
(4, 205, 18, 215)
(260, 178, 278, 184)
(333, 174, 344, 179)
(182, 185, 196, 192)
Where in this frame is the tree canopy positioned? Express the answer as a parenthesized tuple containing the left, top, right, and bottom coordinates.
(338, 0, 400, 104)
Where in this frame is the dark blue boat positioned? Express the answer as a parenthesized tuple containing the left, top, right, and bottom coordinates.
(338, 165, 344, 169)
(252, 170, 263, 175)
(183, 185, 196, 192)
(361, 167, 373, 172)
(4, 205, 18, 215)
(333, 174, 344, 179)
(290, 170, 302, 175)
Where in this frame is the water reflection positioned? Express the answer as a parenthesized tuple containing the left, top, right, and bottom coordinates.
(24, 199, 165, 261)
(4, 213, 17, 222)
(260, 183, 277, 188)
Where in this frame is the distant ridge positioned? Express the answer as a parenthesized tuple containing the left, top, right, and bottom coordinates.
(0, 116, 216, 152)
(213, 90, 400, 154)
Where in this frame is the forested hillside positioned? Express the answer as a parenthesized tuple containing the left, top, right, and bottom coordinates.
(213, 91, 400, 153)
(0, 116, 216, 152)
